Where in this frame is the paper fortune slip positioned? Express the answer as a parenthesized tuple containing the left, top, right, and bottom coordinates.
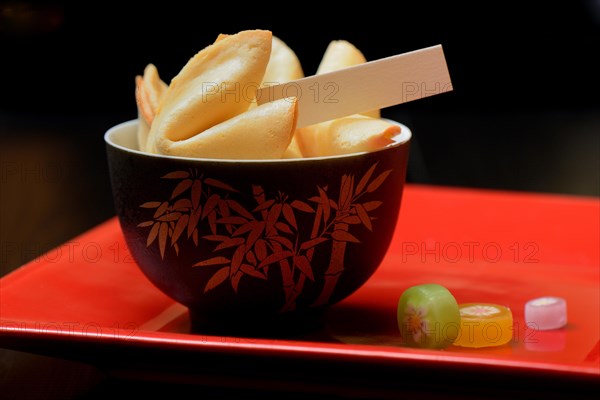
(256, 45, 453, 128)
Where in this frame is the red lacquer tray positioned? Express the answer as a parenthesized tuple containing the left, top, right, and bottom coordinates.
(1, 185, 598, 391)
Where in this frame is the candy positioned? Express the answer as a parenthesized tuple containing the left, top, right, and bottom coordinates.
(453, 303, 513, 348)
(397, 284, 461, 349)
(524, 296, 567, 330)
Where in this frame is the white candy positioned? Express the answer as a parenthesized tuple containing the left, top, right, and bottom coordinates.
(525, 296, 567, 330)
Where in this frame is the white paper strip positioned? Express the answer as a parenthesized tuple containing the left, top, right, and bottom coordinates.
(257, 45, 452, 127)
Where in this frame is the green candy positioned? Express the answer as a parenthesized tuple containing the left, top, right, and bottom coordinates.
(397, 283, 461, 349)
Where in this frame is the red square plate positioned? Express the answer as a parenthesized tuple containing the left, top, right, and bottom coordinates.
(1, 185, 598, 393)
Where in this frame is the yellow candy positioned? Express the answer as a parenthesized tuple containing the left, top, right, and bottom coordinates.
(453, 303, 513, 348)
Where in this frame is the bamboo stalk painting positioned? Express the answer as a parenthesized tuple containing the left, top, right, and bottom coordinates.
(138, 163, 391, 311)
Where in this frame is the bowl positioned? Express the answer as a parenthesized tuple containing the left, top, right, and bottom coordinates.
(105, 120, 411, 331)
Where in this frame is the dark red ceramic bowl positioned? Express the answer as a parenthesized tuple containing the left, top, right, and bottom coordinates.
(105, 120, 411, 330)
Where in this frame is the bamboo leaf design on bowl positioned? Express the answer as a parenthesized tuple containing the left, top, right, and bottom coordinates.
(138, 163, 392, 311)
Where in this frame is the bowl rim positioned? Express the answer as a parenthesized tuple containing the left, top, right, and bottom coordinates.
(105, 118, 411, 164)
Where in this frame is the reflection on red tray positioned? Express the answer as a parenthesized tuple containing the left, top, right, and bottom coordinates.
(1, 185, 598, 380)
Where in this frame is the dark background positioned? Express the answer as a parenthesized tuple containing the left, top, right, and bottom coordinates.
(1, 1, 599, 398)
(1, 2, 600, 116)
